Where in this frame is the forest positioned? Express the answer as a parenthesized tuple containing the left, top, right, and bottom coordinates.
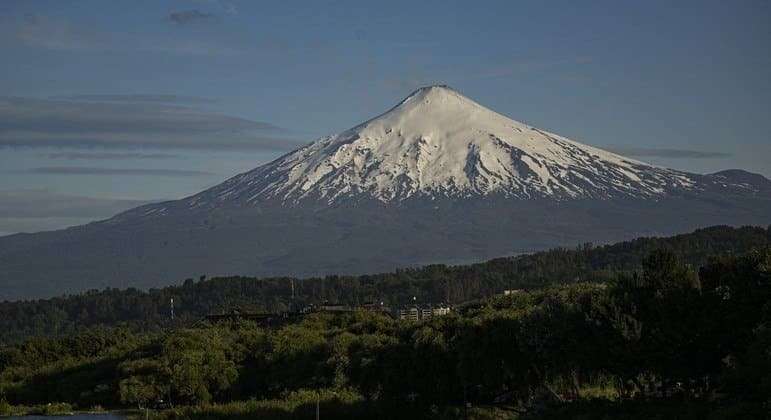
(1, 225, 769, 344)
(0, 225, 769, 418)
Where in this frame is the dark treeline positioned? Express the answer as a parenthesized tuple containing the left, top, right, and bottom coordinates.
(1, 225, 769, 344)
(0, 248, 769, 419)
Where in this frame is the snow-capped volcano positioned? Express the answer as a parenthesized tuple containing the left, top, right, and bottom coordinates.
(4, 85, 771, 300)
(198, 85, 694, 206)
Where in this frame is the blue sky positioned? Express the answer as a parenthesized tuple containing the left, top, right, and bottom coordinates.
(0, 0, 769, 234)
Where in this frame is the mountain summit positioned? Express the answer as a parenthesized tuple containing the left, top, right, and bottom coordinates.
(2, 86, 770, 300)
(188, 85, 693, 207)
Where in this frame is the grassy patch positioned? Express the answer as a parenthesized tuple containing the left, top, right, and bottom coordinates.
(0, 399, 74, 416)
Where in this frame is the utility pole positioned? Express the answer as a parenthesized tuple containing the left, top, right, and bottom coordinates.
(316, 391, 320, 420)
(170, 298, 175, 321)
(291, 278, 296, 312)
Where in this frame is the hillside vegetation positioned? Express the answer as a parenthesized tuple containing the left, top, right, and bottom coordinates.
(1, 225, 769, 344)
(0, 245, 769, 419)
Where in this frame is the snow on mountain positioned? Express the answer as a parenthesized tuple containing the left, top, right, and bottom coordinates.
(192, 85, 697, 207)
(7, 86, 771, 300)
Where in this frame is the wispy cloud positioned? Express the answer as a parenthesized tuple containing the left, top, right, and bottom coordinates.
(0, 97, 303, 151)
(167, 10, 215, 25)
(606, 147, 731, 159)
(0, 189, 152, 219)
(43, 152, 179, 160)
(219, 1, 238, 15)
(22, 167, 215, 177)
(50, 94, 216, 104)
(5, 13, 242, 56)
(0, 189, 157, 235)
(13, 13, 104, 51)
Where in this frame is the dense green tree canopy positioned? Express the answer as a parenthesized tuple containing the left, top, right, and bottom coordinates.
(0, 226, 769, 419)
(0, 248, 769, 418)
(1, 225, 768, 345)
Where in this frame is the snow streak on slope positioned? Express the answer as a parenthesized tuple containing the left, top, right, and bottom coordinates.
(193, 86, 696, 206)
